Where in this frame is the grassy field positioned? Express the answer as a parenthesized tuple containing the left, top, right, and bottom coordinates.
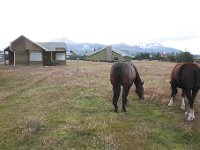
(0, 60, 200, 150)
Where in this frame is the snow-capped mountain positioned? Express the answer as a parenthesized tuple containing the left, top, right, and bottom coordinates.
(51, 37, 182, 56)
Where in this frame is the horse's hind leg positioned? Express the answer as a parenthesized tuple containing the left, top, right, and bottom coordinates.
(180, 90, 185, 110)
(185, 90, 195, 121)
(122, 85, 129, 112)
(192, 88, 199, 101)
(124, 84, 132, 106)
(112, 84, 121, 112)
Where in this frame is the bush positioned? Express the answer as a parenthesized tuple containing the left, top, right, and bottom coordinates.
(167, 54, 176, 62)
(176, 52, 194, 62)
(134, 53, 150, 60)
(151, 53, 162, 60)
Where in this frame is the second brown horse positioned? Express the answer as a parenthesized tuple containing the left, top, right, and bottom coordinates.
(168, 63, 200, 121)
(110, 61, 144, 112)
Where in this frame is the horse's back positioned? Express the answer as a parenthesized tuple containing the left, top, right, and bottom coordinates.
(110, 62, 136, 86)
(180, 63, 200, 88)
(172, 63, 200, 89)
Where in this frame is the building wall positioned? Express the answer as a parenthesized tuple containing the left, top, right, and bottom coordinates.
(106, 46, 112, 61)
(11, 36, 44, 65)
(55, 48, 66, 51)
(112, 51, 123, 61)
(43, 51, 66, 66)
(29, 61, 43, 66)
(88, 49, 107, 61)
(43, 52, 52, 66)
(11, 37, 29, 65)
(8, 51, 14, 65)
(55, 51, 66, 65)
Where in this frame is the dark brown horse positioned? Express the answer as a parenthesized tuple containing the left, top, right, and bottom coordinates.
(110, 61, 144, 112)
(168, 63, 200, 121)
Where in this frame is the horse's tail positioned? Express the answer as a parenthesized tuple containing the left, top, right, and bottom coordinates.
(178, 64, 184, 87)
(114, 65, 122, 85)
(179, 63, 200, 88)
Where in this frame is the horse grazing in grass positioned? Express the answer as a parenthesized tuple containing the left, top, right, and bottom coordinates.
(168, 63, 200, 121)
(110, 61, 144, 112)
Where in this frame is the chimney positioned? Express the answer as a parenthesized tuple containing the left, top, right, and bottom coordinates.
(106, 46, 112, 61)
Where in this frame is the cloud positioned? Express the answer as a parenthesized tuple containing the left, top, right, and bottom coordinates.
(156, 34, 200, 42)
(0, 0, 200, 54)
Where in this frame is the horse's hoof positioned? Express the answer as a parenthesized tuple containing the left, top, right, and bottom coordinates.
(187, 116, 195, 121)
(122, 108, 126, 112)
(168, 102, 173, 107)
(185, 111, 188, 115)
(180, 105, 185, 110)
(186, 110, 195, 121)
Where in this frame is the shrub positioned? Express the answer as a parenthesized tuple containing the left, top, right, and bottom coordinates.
(176, 52, 194, 62)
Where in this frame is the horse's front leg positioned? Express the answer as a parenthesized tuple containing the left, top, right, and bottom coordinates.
(112, 84, 121, 112)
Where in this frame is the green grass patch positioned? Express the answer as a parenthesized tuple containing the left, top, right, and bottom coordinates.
(1, 61, 200, 149)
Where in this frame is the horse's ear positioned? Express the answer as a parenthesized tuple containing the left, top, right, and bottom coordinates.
(142, 82, 144, 85)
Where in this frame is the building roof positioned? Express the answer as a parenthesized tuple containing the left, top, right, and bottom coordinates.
(37, 42, 67, 51)
(85, 50, 96, 56)
(85, 47, 129, 57)
(70, 50, 78, 55)
(112, 49, 129, 57)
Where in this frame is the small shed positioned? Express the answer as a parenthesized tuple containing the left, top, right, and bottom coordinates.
(4, 35, 67, 66)
(85, 46, 128, 62)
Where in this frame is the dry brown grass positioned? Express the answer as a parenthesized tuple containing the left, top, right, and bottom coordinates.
(1, 60, 200, 149)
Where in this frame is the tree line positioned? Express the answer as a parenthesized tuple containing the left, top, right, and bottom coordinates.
(133, 51, 194, 62)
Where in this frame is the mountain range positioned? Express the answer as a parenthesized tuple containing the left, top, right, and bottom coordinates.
(52, 37, 182, 56)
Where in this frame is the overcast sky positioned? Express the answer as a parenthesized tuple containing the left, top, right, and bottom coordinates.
(0, 0, 200, 54)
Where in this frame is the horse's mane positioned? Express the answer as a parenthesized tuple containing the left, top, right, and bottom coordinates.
(134, 66, 142, 84)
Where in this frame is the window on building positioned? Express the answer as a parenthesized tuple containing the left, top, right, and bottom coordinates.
(114, 57, 118, 60)
(30, 52, 42, 61)
(56, 53, 65, 60)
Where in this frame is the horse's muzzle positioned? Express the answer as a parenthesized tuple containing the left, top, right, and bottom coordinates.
(139, 97, 144, 100)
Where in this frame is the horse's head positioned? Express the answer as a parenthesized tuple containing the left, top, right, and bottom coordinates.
(135, 81, 144, 100)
